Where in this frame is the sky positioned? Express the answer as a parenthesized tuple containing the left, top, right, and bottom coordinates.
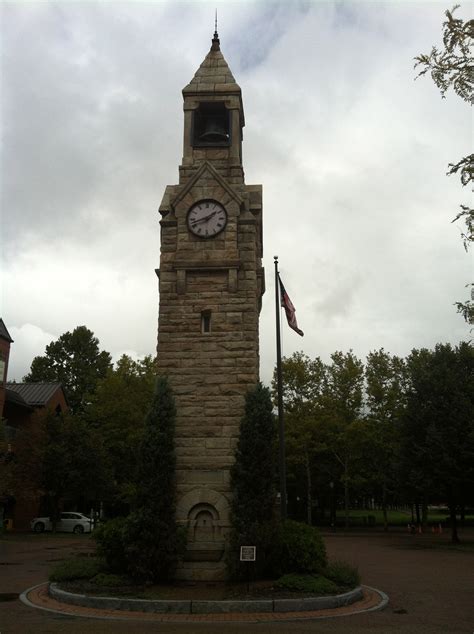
(1, 1, 471, 387)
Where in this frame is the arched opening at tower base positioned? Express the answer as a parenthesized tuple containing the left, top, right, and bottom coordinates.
(175, 488, 230, 581)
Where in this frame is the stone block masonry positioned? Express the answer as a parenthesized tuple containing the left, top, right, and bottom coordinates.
(156, 33, 263, 581)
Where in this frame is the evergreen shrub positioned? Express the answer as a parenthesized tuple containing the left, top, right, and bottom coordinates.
(228, 383, 277, 579)
(123, 508, 182, 582)
(121, 377, 183, 582)
(323, 560, 360, 589)
(93, 378, 184, 583)
(91, 572, 127, 587)
(227, 519, 280, 580)
(274, 519, 327, 576)
(275, 573, 339, 595)
(93, 517, 128, 574)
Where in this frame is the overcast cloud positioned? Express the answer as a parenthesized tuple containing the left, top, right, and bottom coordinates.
(1, 1, 471, 385)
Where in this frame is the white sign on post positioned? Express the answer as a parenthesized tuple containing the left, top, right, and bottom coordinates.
(240, 546, 256, 561)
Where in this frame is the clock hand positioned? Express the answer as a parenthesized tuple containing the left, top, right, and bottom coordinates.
(191, 211, 217, 226)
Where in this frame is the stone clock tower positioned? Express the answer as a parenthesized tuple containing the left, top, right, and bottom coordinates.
(156, 30, 264, 581)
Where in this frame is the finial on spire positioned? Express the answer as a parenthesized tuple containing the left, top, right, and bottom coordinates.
(211, 8, 220, 51)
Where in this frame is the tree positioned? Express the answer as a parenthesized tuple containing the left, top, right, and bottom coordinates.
(273, 353, 326, 524)
(400, 342, 474, 542)
(123, 376, 181, 582)
(273, 351, 369, 527)
(229, 382, 276, 578)
(320, 351, 365, 528)
(83, 354, 156, 507)
(284, 405, 319, 525)
(364, 349, 406, 530)
(274, 351, 325, 410)
(415, 5, 473, 102)
(415, 5, 473, 323)
(1, 408, 110, 529)
(41, 412, 112, 527)
(24, 326, 112, 413)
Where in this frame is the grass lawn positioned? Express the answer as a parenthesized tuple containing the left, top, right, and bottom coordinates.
(334, 508, 474, 527)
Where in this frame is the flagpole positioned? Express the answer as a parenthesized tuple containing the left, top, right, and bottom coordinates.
(274, 256, 287, 520)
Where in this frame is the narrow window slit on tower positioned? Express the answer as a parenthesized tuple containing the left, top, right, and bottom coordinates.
(201, 310, 212, 333)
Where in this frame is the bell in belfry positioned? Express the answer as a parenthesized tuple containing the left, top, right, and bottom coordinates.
(199, 119, 229, 142)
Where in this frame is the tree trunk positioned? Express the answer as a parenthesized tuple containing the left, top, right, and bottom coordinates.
(305, 451, 312, 526)
(449, 503, 460, 544)
(49, 494, 60, 533)
(421, 498, 428, 528)
(382, 483, 388, 532)
(330, 484, 336, 530)
(344, 458, 349, 529)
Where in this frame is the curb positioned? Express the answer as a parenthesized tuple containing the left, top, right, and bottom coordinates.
(360, 585, 389, 613)
(48, 582, 364, 614)
(21, 582, 388, 622)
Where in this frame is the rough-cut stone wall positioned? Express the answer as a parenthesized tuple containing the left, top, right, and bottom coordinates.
(157, 177, 262, 580)
(156, 40, 263, 581)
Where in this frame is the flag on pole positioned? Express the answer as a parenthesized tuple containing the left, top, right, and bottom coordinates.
(278, 275, 304, 337)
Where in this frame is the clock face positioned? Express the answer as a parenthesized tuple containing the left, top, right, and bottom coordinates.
(187, 200, 227, 238)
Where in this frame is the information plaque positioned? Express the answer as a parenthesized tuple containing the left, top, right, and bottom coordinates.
(240, 546, 256, 561)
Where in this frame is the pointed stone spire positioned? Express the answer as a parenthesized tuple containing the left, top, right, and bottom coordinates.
(183, 23, 241, 97)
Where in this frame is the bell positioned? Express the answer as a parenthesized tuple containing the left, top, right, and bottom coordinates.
(199, 119, 229, 142)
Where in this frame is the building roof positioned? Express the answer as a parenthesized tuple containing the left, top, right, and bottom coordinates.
(182, 31, 241, 97)
(0, 319, 13, 343)
(5, 382, 65, 407)
(4, 388, 33, 412)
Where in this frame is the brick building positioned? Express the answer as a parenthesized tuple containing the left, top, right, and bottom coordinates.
(0, 319, 14, 420)
(0, 319, 68, 530)
(1, 382, 68, 530)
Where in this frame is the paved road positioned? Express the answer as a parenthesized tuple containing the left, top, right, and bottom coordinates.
(1, 529, 473, 633)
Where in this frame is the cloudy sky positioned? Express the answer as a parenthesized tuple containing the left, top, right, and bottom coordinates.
(2, 1, 471, 386)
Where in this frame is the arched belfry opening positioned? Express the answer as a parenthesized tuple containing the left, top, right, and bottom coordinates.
(193, 102, 230, 147)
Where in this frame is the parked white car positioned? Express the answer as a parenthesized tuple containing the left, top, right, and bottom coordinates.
(31, 512, 93, 534)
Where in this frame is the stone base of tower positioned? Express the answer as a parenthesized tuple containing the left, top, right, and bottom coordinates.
(175, 486, 232, 581)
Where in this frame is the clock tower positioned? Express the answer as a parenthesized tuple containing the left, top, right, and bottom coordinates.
(156, 29, 264, 581)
